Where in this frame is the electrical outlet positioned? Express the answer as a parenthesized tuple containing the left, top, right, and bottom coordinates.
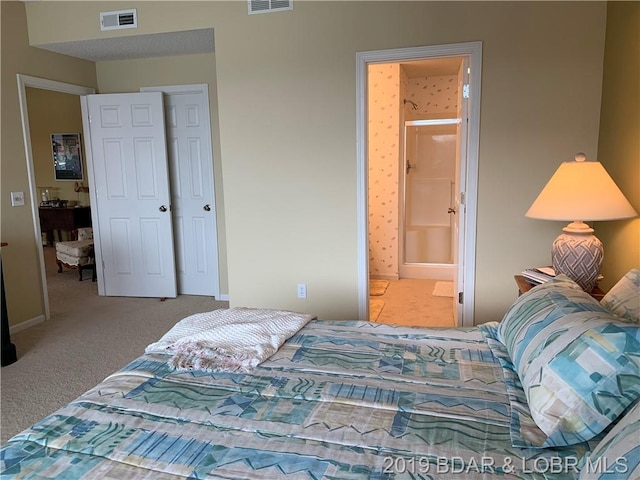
(11, 192, 25, 207)
(297, 283, 307, 299)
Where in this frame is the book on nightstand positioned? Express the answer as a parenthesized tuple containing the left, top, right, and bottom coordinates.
(521, 267, 604, 286)
(521, 266, 556, 285)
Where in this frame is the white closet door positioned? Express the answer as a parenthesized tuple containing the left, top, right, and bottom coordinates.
(83, 92, 177, 298)
(142, 85, 220, 297)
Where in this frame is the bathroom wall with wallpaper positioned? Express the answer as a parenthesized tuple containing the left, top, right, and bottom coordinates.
(368, 65, 458, 279)
(405, 74, 459, 118)
(368, 63, 401, 279)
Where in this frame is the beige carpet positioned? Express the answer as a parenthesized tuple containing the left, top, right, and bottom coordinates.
(369, 279, 390, 296)
(369, 299, 385, 321)
(432, 281, 454, 298)
(0, 247, 229, 443)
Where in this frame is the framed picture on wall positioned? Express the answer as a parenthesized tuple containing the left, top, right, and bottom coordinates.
(52, 133, 83, 181)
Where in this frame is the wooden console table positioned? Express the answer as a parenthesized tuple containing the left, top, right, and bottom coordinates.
(39, 206, 91, 245)
(514, 275, 605, 301)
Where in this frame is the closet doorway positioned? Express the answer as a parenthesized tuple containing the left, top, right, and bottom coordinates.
(81, 85, 220, 298)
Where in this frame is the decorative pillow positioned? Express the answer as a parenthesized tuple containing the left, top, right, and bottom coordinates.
(578, 400, 640, 480)
(480, 323, 563, 448)
(497, 275, 640, 446)
(497, 275, 604, 373)
(601, 268, 640, 324)
(77, 227, 93, 241)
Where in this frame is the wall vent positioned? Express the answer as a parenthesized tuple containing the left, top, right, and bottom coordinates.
(248, 0, 293, 15)
(100, 9, 137, 31)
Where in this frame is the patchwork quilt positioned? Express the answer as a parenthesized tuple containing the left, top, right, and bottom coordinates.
(1, 320, 593, 479)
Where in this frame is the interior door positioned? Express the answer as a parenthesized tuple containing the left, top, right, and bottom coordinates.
(141, 85, 220, 297)
(453, 58, 470, 324)
(82, 92, 177, 298)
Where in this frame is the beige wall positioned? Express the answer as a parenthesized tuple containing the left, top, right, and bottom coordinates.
(95, 54, 228, 296)
(596, 1, 640, 290)
(1, 1, 97, 327)
(26, 88, 90, 214)
(18, 1, 609, 323)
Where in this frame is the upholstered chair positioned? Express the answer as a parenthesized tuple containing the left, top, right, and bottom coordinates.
(55, 227, 96, 281)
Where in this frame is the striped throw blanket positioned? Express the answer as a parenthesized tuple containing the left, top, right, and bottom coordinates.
(146, 307, 315, 372)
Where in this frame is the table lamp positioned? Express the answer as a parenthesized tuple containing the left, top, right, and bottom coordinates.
(525, 153, 637, 291)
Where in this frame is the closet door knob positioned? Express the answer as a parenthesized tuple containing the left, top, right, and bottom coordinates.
(203, 204, 211, 212)
(159, 205, 168, 212)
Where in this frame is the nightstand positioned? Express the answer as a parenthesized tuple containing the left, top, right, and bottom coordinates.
(514, 275, 606, 301)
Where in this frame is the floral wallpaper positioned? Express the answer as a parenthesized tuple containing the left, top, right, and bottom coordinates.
(405, 75, 458, 118)
(368, 64, 400, 278)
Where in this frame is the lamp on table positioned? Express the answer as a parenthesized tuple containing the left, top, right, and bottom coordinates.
(525, 153, 637, 292)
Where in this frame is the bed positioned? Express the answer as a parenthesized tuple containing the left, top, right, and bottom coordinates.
(1, 272, 638, 479)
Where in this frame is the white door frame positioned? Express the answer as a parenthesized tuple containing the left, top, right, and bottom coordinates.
(17, 74, 95, 323)
(356, 41, 482, 326)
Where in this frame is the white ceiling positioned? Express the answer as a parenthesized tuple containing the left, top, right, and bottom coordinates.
(35, 28, 214, 62)
(401, 57, 463, 78)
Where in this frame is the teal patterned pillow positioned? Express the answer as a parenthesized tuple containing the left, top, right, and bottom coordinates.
(601, 268, 640, 324)
(497, 275, 640, 446)
(578, 400, 639, 479)
(481, 323, 574, 448)
(497, 275, 603, 374)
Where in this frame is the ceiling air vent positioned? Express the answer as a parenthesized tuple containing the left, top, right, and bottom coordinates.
(248, 0, 293, 15)
(100, 9, 137, 31)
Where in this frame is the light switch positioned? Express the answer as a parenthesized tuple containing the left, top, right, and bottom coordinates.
(11, 192, 25, 207)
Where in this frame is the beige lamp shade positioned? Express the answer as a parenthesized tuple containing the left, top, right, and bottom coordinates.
(526, 155, 637, 291)
(526, 159, 637, 221)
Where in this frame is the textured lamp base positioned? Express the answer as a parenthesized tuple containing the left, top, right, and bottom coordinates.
(551, 222, 603, 292)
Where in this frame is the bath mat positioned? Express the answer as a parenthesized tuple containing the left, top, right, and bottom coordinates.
(370, 279, 390, 296)
(369, 299, 385, 321)
(432, 281, 454, 298)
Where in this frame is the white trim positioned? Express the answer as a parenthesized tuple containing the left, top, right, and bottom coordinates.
(16, 75, 96, 321)
(355, 55, 369, 322)
(217, 294, 230, 301)
(79, 96, 106, 295)
(9, 315, 45, 335)
(141, 83, 210, 96)
(406, 119, 460, 126)
(356, 42, 481, 326)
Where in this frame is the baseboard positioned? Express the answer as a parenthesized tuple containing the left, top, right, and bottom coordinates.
(10, 314, 45, 335)
(370, 274, 399, 281)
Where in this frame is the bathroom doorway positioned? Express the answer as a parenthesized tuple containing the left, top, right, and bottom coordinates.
(368, 57, 464, 282)
(358, 42, 481, 326)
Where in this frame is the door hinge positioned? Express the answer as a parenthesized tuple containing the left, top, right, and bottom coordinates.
(88, 115, 92, 124)
(458, 291, 464, 304)
(463, 84, 470, 99)
(460, 192, 466, 205)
